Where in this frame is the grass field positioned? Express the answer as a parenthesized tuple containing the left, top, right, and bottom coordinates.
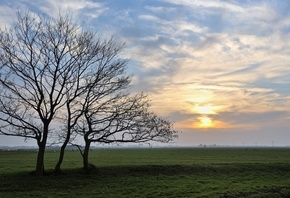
(0, 147, 290, 197)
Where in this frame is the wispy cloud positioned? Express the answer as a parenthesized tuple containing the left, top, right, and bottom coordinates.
(0, 5, 16, 28)
(38, 0, 106, 18)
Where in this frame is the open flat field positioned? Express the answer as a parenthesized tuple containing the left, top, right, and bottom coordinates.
(0, 147, 290, 197)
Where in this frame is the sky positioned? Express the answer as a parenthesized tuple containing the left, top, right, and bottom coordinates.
(0, 0, 290, 147)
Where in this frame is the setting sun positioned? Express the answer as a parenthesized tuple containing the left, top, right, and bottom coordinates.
(198, 116, 215, 128)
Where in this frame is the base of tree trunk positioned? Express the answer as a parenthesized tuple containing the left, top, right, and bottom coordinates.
(83, 163, 98, 175)
(54, 168, 63, 175)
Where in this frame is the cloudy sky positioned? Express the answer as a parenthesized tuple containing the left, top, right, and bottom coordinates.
(0, 0, 290, 147)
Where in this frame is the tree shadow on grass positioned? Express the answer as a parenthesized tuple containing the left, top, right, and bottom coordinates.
(1, 164, 290, 197)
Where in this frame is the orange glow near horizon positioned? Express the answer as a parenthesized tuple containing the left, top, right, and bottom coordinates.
(193, 116, 231, 129)
(191, 104, 230, 129)
(197, 116, 215, 128)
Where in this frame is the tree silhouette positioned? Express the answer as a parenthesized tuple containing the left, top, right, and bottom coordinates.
(0, 12, 85, 175)
(74, 93, 177, 172)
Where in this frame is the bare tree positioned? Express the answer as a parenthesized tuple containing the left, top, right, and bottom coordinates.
(0, 12, 76, 175)
(54, 34, 128, 174)
(75, 90, 177, 172)
(0, 12, 126, 175)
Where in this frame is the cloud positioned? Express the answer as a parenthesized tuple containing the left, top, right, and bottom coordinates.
(161, 0, 290, 36)
(219, 111, 289, 124)
(37, 0, 105, 18)
(2, 0, 108, 23)
(0, 5, 16, 28)
(135, 2, 290, 123)
(162, 0, 244, 13)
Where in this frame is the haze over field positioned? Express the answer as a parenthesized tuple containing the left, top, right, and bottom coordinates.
(0, 0, 290, 147)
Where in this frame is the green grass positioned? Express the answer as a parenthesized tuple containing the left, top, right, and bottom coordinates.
(0, 148, 290, 197)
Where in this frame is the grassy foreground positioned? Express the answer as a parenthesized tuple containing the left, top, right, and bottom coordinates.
(0, 148, 290, 197)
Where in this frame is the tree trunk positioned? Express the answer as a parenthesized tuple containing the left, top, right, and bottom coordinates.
(35, 141, 45, 176)
(55, 102, 73, 174)
(35, 122, 49, 176)
(54, 142, 68, 174)
(83, 140, 91, 170)
(54, 128, 71, 174)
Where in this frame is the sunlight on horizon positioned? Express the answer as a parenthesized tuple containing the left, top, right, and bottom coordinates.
(192, 116, 231, 129)
(198, 116, 215, 128)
